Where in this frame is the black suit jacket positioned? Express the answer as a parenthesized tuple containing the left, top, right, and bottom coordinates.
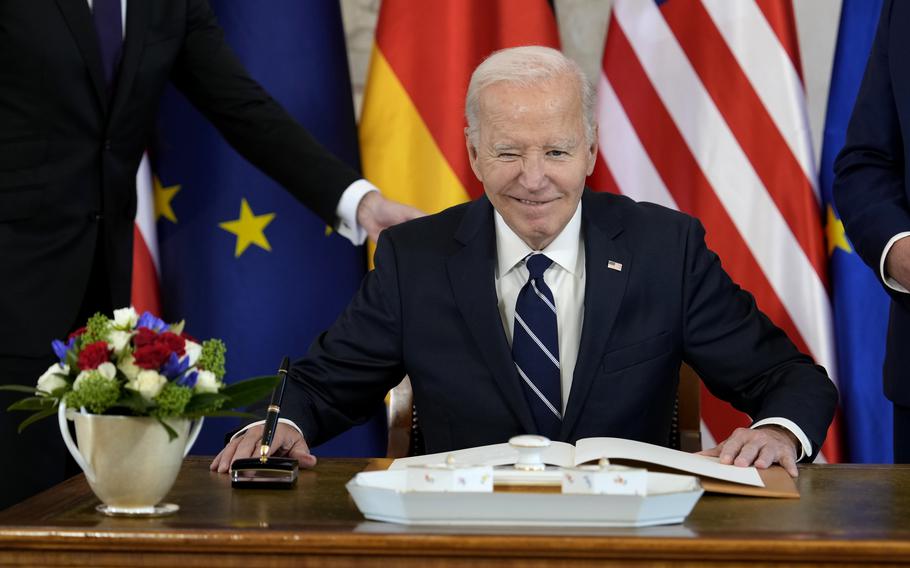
(0, 0, 359, 358)
(285, 191, 837, 460)
(834, 0, 910, 406)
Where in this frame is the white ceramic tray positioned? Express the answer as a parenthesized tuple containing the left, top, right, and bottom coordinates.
(346, 469, 703, 527)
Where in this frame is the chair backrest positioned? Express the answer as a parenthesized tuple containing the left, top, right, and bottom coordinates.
(386, 365, 702, 458)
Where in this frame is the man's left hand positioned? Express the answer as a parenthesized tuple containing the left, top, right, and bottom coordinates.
(356, 191, 425, 242)
(698, 425, 800, 477)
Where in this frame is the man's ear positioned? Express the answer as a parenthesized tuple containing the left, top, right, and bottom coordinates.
(586, 125, 599, 176)
(465, 128, 483, 181)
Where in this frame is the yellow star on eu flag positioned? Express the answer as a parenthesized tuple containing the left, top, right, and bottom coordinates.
(154, 176, 181, 223)
(219, 198, 276, 258)
(826, 205, 852, 256)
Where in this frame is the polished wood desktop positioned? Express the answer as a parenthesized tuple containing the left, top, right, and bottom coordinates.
(0, 458, 908, 567)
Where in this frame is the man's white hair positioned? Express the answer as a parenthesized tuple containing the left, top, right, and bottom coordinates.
(465, 45, 596, 146)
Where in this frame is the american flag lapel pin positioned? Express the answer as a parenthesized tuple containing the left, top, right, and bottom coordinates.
(607, 260, 623, 271)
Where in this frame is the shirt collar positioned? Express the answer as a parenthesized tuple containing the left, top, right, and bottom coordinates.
(494, 202, 583, 278)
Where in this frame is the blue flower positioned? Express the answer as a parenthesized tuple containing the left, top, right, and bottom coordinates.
(51, 337, 76, 364)
(178, 370, 199, 388)
(160, 352, 189, 379)
(137, 311, 168, 333)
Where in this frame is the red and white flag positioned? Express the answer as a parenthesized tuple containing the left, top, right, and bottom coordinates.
(131, 153, 162, 317)
(589, 0, 841, 461)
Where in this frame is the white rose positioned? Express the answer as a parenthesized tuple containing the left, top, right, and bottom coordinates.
(184, 340, 202, 367)
(96, 361, 117, 381)
(117, 354, 141, 381)
(113, 307, 139, 329)
(108, 330, 132, 354)
(72, 370, 90, 391)
(36, 363, 69, 395)
(129, 370, 167, 400)
(194, 370, 221, 394)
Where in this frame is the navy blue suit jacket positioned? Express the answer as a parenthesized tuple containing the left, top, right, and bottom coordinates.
(834, 0, 910, 406)
(285, 191, 836, 459)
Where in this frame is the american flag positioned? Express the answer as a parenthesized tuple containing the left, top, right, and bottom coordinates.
(589, 0, 841, 462)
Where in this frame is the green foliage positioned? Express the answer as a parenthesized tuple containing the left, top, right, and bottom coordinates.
(168, 320, 185, 336)
(152, 384, 193, 418)
(65, 348, 79, 371)
(221, 374, 280, 409)
(197, 339, 227, 379)
(156, 417, 179, 441)
(112, 388, 155, 415)
(183, 392, 227, 417)
(82, 312, 112, 344)
(7, 396, 52, 411)
(17, 406, 58, 433)
(65, 373, 120, 414)
(0, 385, 43, 395)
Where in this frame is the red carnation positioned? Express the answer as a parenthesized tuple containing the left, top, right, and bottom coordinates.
(78, 341, 110, 370)
(133, 327, 158, 348)
(158, 331, 186, 357)
(133, 343, 171, 369)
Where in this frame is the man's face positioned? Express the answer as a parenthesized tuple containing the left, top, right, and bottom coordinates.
(467, 77, 596, 250)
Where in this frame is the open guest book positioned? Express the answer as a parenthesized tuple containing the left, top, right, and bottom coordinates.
(389, 437, 799, 498)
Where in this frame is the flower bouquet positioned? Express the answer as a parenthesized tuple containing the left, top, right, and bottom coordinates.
(1, 307, 278, 438)
(1, 307, 280, 515)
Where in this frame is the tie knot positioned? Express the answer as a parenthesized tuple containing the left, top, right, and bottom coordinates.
(525, 254, 553, 279)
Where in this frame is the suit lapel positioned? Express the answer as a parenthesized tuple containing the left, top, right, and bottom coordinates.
(560, 192, 631, 439)
(109, 0, 151, 123)
(55, 0, 108, 110)
(446, 198, 537, 435)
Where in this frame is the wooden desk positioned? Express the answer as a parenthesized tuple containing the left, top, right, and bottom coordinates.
(0, 458, 908, 567)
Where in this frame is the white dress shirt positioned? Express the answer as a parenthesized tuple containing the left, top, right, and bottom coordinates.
(881, 232, 910, 293)
(88, 0, 375, 246)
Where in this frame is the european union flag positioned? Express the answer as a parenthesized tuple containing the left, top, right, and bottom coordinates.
(151, 1, 386, 457)
(820, 0, 892, 463)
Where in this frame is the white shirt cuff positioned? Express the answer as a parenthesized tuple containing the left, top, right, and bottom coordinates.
(751, 417, 810, 461)
(335, 179, 379, 245)
(229, 418, 303, 442)
(880, 232, 910, 293)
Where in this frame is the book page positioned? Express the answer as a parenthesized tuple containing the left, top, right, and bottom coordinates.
(574, 437, 764, 487)
(389, 441, 576, 469)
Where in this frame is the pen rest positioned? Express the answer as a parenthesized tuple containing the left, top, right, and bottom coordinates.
(231, 457, 298, 489)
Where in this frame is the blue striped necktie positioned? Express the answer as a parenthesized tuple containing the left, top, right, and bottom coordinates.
(512, 253, 562, 439)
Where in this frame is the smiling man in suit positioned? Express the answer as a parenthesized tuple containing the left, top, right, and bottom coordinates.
(0, 0, 421, 510)
(213, 46, 837, 476)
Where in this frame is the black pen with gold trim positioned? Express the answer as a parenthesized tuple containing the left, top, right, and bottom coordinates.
(259, 356, 289, 463)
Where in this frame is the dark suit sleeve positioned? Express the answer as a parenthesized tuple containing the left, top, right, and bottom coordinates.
(681, 218, 837, 460)
(282, 230, 406, 446)
(834, 0, 910, 307)
(168, 0, 360, 225)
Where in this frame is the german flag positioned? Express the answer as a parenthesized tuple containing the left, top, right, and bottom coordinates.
(359, 1, 560, 220)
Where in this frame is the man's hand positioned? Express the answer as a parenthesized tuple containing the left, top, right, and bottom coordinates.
(885, 235, 910, 290)
(697, 425, 800, 477)
(356, 191, 425, 243)
(210, 423, 317, 473)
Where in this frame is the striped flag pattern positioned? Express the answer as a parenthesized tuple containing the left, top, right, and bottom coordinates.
(131, 153, 162, 317)
(359, 0, 560, 217)
(589, 0, 842, 462)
